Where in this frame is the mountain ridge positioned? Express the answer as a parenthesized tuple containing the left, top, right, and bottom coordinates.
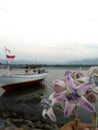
(0, 58, 98, 65)
(66, 58, 98, 65)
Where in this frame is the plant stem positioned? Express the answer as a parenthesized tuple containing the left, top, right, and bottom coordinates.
(74, 118, 80, 130)
(92, 111, 97, 130)
(73, 105, 78, 118)
(73, 105, 80, 130)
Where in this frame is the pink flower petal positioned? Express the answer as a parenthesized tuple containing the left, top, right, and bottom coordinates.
(53, 91, 67, 101)
(77, 82, 93, 94)
(52, 79, 66, 92)
(48, 92, 65, 106)
(78, 96, 95, 112)
(65, 74, 75, 89)
(64, 100, 75, 117)
(47, 108, 57, 122)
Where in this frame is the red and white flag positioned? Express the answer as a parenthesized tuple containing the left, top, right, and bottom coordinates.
(5, 46, 15, 59)
(6, 55, 15, 59)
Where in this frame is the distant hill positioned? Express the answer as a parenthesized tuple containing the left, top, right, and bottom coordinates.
(0, 58, 98, 65)
(0, 59, 6, 64)
(0, 59, 34, 64)
(66, 58, 98, 65)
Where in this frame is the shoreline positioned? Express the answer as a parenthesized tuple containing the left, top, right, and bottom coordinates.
(0, 88, 60, 130)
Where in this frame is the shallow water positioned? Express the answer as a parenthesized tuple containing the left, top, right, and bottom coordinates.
(0, 67, 98, 126)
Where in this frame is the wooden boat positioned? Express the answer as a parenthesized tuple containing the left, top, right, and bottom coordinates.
(0, 71, 48, 91)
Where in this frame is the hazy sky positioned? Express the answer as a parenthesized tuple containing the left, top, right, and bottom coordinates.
(0, 0, 98, 63)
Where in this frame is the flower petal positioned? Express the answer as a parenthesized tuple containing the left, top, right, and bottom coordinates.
(77, 77, 89, 84)
(53, 91, 67, 101)
(65, 72, 75, 89)
(78, 96, 95, 112)
(51, 79, 66, 92)
(60, 101, 65, 109)
(48, 92, 65, 107)
(77, 82, 93, 94)
(86, 92, 97, 103)
(64, 100, 75, 118)
(48, 92, 55, 100)
(42, 109, 47, 119)
(71, 68, 84, 79)
(47, 107, 57, 122)
(49, 93, 57, 106)
(87, 66, 98, 76)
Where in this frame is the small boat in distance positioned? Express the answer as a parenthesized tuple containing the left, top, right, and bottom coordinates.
(0, 47, 48, 91)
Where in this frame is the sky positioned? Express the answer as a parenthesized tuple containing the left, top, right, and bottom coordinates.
(0, 0, 98, 64)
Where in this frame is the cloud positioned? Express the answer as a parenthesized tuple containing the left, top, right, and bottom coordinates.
(0, 6, 6, 11)
(0, 0, 98, 63)
(90, 19, 98, 23)
(84, 43, 98, 49)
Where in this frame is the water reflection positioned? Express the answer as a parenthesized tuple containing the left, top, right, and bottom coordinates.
(2, 82, 46, 97)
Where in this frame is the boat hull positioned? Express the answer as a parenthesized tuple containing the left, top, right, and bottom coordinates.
(0, 72, 48, 91)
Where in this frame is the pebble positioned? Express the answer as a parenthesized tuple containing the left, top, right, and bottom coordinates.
(0, 118, 59, 130)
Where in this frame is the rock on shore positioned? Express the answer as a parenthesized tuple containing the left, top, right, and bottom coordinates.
(0, 118, 59, 130)
(0, 88, 60, 130)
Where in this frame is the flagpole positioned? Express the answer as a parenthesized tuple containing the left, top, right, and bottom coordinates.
(4, 46, 15, 75)
(4, 46, 10, 75)
(4, 46, 8, 65)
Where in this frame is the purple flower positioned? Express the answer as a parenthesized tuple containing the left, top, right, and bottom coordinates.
(87, 66, 98, 76)
(54, 72, 95, 118)
(51, 79, 66, 92)
(71, 67, 84, 79)
(85, 89, 98, 103)
(41, 79, 66, 121)
(41, 98, 57, 122)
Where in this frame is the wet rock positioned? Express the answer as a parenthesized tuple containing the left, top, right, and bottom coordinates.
(25, 120, 34, 128)
(6, 118, 16, 128)
(0, 90, 60, 130)
(0, 117, 59, 130)
(3, 127, 15, 130)
(20, 125, 29, 130)
(14, 128, 24, 130)
(0, 119, 7, 129)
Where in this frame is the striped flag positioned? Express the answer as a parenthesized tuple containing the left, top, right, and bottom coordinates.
(6, 55, 15, 59)
(5, 46, 15, 59)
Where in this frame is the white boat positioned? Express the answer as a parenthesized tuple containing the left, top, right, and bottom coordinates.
(0, 47, 48, 91)
(0, 71, 48, 91)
